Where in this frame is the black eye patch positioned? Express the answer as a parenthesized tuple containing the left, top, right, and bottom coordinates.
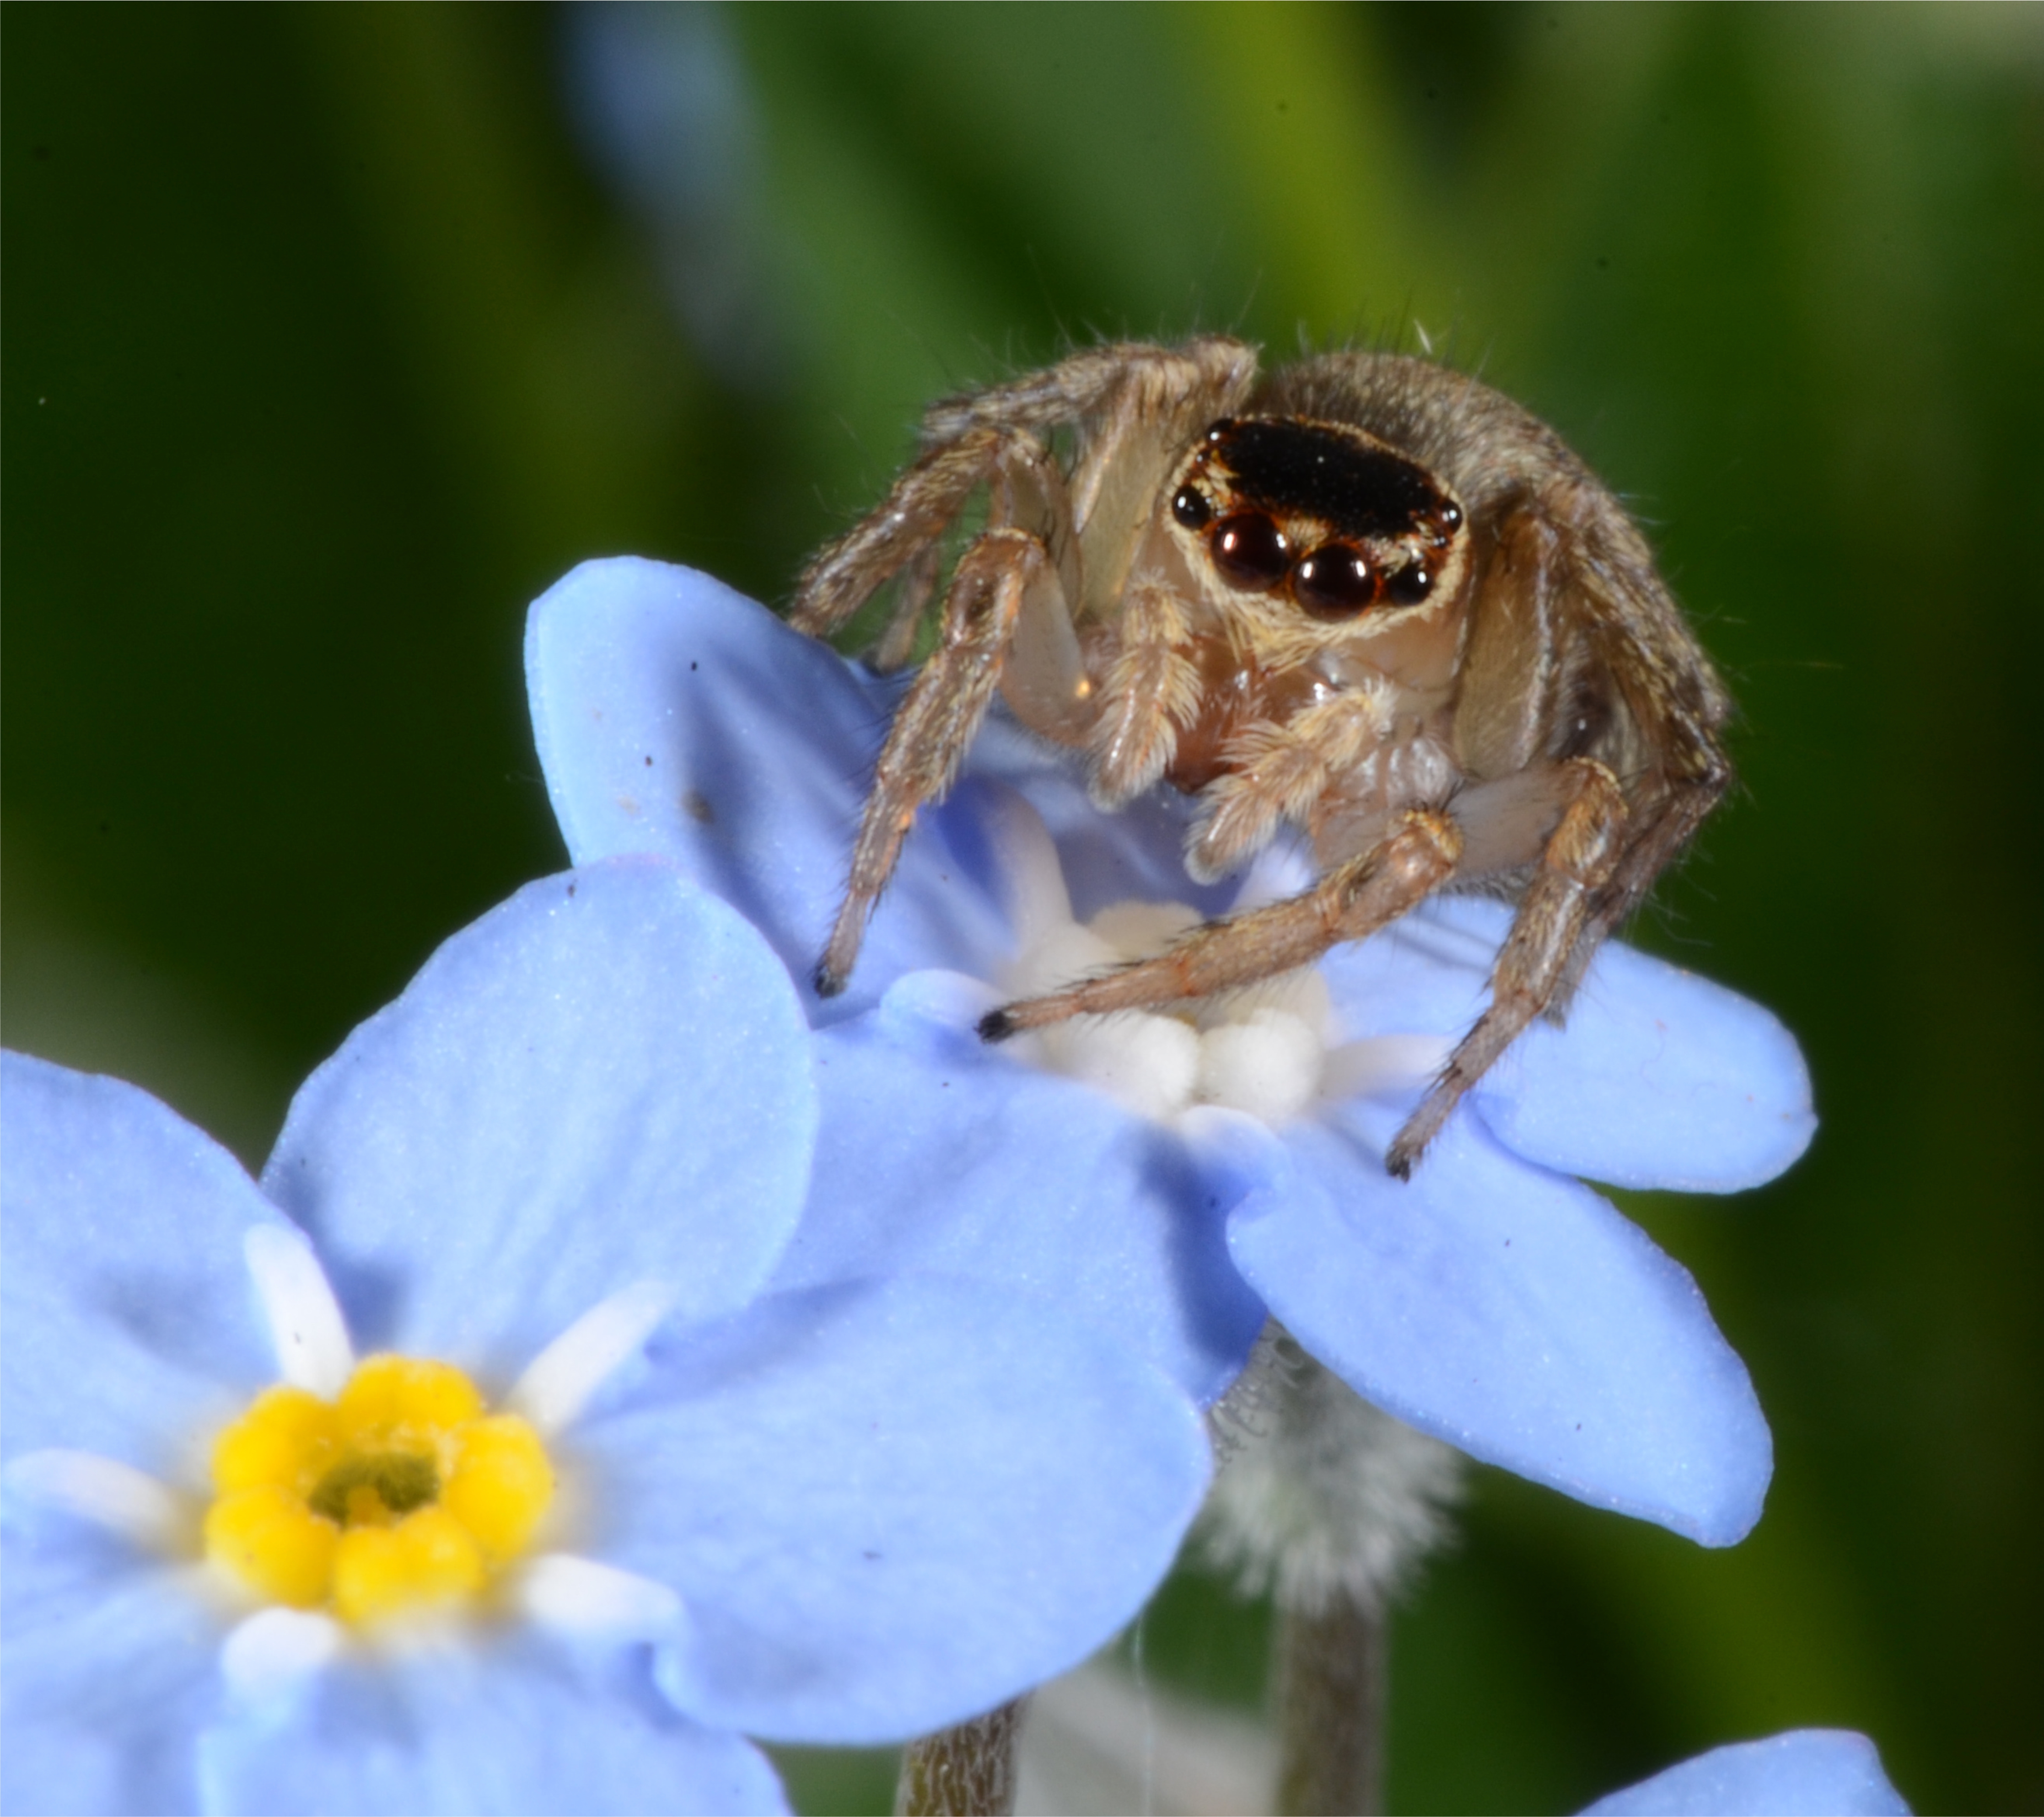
(1206, 417, 1452, 541)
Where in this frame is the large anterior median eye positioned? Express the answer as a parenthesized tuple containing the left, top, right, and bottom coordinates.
(1209, 512, 1291, 589)
(1292, 544, 1376, 617)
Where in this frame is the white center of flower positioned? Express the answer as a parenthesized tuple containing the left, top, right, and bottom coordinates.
(1005, 896, 1337, 1125)
(974, 789, 1456, 1128)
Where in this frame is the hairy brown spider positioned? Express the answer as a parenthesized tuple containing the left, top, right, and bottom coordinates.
(791, 339, 1730, 1176)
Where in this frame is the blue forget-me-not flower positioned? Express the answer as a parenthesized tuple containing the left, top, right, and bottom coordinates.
(527, 559, 1816, 1551)
(2, 859, 1210, 1815)
(1584, 1729, 1908, 1815)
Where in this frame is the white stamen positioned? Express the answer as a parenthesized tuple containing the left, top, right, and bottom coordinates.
(1199, 963, 1334, 1041)
(244, 1224, 354, 1397)
(1087, 899, 1203, 961)
(1006, 920, 1121, 1002)
(1041, 1012, 1202, 1123)
(517, 1552, 681, 1639)
(1197, 1010, 1327, 1126)
(993, 796, 1461, 1131)
(221, 1608, 344, 1705)
(5, 1450, 188, 1551)
(983, 787, 1076, 947)
(508, 1281, 678, 1436)
(1320, 1034, 1456, 1102)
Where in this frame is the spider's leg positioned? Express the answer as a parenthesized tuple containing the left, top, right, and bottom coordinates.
(980, 808, 1462, 1036)
(920, 337, 1256, 452)
(1535, 495, 1733, 1010)
(870, 543, 944, 672)
(1544, 764, 1726, 1017)
(793, 425, 1024, 638)
(815, 528, 1056, 997)
(1385, 758, 1627, 1177)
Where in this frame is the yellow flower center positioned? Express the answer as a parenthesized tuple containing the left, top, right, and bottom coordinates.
(203, 1355, 554, 1628)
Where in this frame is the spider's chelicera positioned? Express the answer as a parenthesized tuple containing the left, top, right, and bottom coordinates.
(792, 340, 1731, 1175)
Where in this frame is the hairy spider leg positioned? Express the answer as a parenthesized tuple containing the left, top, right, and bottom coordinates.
(979, 809, 1462, 1037)
(793, 424, 1028, 639)
(1385, 757, 1627, 1177)
(804, 340, 1258, 996)
(815, 528, 1056, 998)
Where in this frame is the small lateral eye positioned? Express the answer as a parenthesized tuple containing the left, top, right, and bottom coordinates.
(1291, 544, 1376, 618)
(1385, 562, 1434, 606)
(1209, 512, 1291, 589)
(1172, 486, 1213, 530)
(1439, 502, 1463, 529)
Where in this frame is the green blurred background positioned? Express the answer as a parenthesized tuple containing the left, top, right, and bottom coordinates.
(6, 6, 2040, 1810)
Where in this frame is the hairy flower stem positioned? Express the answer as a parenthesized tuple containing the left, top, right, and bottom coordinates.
(1198, 1325, 1464, 1817)
(1274, 1590, 1387, 1815)
(894, 1699, 1030, 1817)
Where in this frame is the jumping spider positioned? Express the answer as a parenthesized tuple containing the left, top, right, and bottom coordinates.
(791, 339, 1730, 1176)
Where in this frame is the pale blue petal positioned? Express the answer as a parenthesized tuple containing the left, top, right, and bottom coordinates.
(199, 1638, 786, 1817)
(1475, 936, 1817, 1192)
(2, 1519, 222, 1817)
(1316, 893, 1504, 1041)
(1, 1052, 285, 1468)
(1319, 895, 1816, 1192)
(1582, 1730, 1909, 1816)
(525, 558, 1012, 1017)
(771, 972, 1267, 1405)
(1237, 1102, 1770, 1545)
(964, 713, 1238, 923)
(585, 1274, 1210, 1743)
(261, 860, 815, 1380)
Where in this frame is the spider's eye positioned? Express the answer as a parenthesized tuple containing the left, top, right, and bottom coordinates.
(1172, 486, 1214, 530)
(1291, 545, 1376, 618)
(1384, 562, 1434, 606)
(1209, 513, 1290, 589)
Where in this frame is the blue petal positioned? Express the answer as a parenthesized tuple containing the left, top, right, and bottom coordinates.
(1475, 930, 1815, 1194)
(583, 1274, 1210, 1744)
(198, 1637, 786, 1817)
(2, 1518, 223, 1817)
(525, 558, 1012, 1018)
(964, 714, 1239, 924)
(1, 1052, 286, 1470)
(1232, 1101, 1771, 1545)
(1582, 1730, 1909, 1816)
(1321, 896, 1816, 1193)
(772, 973, 1267, 1405)
(1317, 894, 1503, 1051)
(261, 860, 815, 1380)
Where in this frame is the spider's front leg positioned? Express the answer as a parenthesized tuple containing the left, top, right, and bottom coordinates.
(979, 809, 1464, 1037)
(816, 526, 1065, 997)
(793, 424, 1044, 640)
(1384, 757, 1628, 1177)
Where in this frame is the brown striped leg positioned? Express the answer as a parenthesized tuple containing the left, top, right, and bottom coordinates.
(980, 809, 1463, 1037)
(1385, 759, 1627, 1177)
(815, 530, 1053, 997)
